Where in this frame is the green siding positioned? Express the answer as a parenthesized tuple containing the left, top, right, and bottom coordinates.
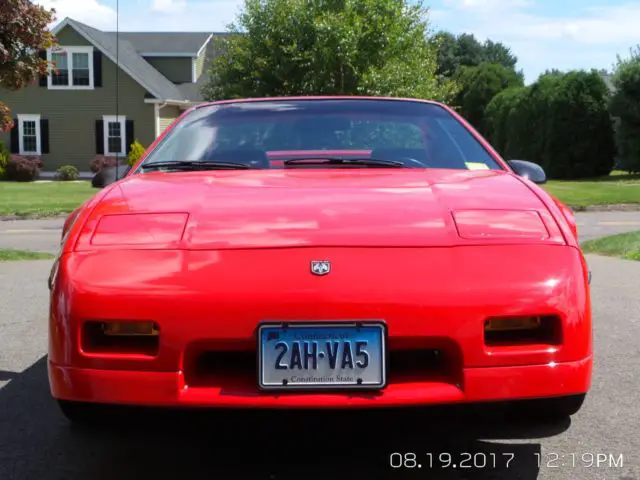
(56, 26, 92, 46)
(0, 25, 155, 171)
(145, 57, 193, 83)
(159, 105, 182, 135)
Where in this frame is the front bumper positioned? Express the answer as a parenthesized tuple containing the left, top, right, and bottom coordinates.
(49, 244, 592, 407)
(49, 356, 592, 408)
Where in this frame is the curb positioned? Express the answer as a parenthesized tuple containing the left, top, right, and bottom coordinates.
(2, 205, 639, 222)
(1, 213, 69, 221)
(570, 204, 640, 213)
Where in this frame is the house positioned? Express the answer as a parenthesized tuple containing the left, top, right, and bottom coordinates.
(0, 17, 224, 173)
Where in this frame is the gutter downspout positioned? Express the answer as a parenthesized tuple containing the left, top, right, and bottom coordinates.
(154, 102, 167, 138)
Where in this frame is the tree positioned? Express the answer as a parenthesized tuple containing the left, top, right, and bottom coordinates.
(431, 31, 518, 78)
(484, 70, 616, 179)
(431, 31, 458, 79)
(0, 1, 57, 132)
(453, 62, 523, 134)
(201, 0, 458, 103)
(483, 39, 517, 71)
(609, 50, 640, 173)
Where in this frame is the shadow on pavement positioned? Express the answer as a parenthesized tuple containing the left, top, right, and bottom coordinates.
(0, 356, 571, 480)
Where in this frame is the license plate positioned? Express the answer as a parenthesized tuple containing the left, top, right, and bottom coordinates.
(258, 322, 386, 390)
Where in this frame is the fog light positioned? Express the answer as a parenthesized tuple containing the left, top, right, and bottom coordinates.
(102, 321, 159, 336)
(484, 317, 541, 332)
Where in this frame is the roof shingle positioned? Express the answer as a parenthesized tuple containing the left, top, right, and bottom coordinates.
(56, 18, 217, 102)
(106, 32, 215, 55)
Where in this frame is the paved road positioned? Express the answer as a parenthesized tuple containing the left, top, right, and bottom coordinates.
(0, 253, 639, 479)
(2, 211, 640, 254)
(575, 211, 640, 242)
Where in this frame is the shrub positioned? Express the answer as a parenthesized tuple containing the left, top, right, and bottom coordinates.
(90, 155, 117, 173)
(56, 165, 79, 181)
(0, 141, 9, 179)
(6, 155, 43, 182)
(452, 62, 524, 135)
(610, 56, 640, 173)
(127, 140, 146, 166)
(484, 69, 616, 179)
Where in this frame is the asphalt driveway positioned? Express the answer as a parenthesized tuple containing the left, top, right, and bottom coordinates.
(0, 251, 639, 479)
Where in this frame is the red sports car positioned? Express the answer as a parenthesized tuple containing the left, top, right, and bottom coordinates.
(48, 96, 592, 424)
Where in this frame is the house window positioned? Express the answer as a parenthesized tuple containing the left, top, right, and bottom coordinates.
(103, 115, 126, 156)
(17, 114, 41, 155)
(48, 46, 94, 89)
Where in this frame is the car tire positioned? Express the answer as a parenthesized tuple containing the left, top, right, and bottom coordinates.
(513, 394, 586, 421)
(56, 400, 115, 426)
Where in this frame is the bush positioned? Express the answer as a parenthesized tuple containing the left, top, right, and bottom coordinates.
(0, 141, 9, 179)
(610, 56, 640, 173)
(6, 155, 43, 182)
(56, 165, 79, 181)
(127, 140, 146, 166)
(452, 62, 524, 135)
(484, 69, 616, 179)
(90, 155, 118, 173)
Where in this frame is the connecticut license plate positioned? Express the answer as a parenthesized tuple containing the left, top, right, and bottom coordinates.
(258, 322, 387, 390)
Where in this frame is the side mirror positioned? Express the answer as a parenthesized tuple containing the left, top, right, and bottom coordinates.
(507, 160, 547, 184)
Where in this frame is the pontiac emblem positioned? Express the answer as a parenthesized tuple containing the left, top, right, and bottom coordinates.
(310, 260, 331, 276)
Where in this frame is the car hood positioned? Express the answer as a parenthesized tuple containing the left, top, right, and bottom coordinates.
(81, 169, 567, 249)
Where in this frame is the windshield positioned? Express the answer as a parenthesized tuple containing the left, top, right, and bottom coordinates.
(138, 99, 504, 171)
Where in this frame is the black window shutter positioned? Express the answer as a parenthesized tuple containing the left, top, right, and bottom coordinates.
(95, 120, 104, 154)
(40, 119, 50, 154)
(38, 50, 47, 87)
(125, 120, 134, 154)
(93, 51, 102, 87)
(10, 119, 20, 153)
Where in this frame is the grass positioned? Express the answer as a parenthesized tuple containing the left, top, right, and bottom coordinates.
(0, 171, 639, 218)
(0, 181, 96, 217)
(0, 249, 55, 261)
(581, 230, 640, 261)
(543, 171, 640, 209)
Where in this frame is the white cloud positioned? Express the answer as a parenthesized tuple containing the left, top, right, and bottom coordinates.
(122, 1, 243, 31)
(36, 0, 243, 33)
(151, 0, 188, 13)
(503, 4, 640, 45)
(436, 2, 640, 46)
(35, 0, 117, 30)
(443, 0, 532, 11)
(430, 1, 640, 83)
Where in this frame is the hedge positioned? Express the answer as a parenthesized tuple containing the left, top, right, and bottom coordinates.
(484, 70, 616, 179)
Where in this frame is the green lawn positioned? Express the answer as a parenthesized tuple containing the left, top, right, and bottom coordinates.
(0, 249, 55, 261)
(0, 171, 639, 218)
(0, 181, 96, 217)
(581, 231, 640, 261)
(543, 172, 640, 208)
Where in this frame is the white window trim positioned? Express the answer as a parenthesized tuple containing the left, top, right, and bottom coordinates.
(47, 46, 94, 90)
(191, 57, 197, 83)
(103, 115, 127, 157)
(17, 114, 42, 155)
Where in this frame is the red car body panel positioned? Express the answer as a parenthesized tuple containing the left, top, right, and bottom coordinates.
(48, 97, 592, 410)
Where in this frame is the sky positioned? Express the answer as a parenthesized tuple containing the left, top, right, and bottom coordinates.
(35, 0, 640, 84)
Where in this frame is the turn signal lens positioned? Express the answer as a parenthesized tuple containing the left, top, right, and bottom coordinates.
(102, 321, 159, 336)
(484, 315, 561, 346)
(484, 317, 541, 332)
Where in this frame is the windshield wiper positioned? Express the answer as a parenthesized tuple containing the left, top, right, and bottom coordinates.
(141, 160, 251, 171)
(283, 157, 405, 168)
